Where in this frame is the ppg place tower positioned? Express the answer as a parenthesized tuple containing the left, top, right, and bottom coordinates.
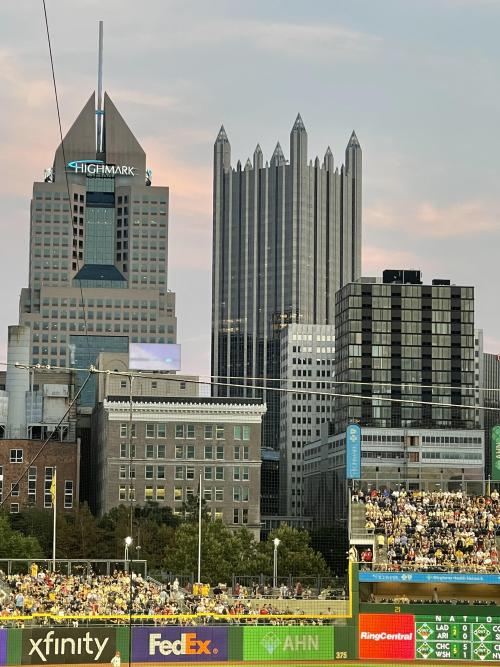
(18, 25, 176, 405)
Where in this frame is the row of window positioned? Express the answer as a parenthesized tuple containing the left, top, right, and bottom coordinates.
(118, 464, 251, 481)
(119, 423, 251, 441)
(119, 443, 250, 461)
(0, 466, 73, 509)
(118, 485, 250, 502)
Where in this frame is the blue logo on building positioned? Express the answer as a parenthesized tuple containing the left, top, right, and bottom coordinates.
(346, 423, 361, 480)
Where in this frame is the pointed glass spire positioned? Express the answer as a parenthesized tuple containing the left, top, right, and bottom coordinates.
(254, 143, 262, 155)
(270, 141, 286, 165)
(245, 158, 252, 169)
(216, 125, 229, 143)
(348, 130, 360, 148)
(292, 113, 306, 132)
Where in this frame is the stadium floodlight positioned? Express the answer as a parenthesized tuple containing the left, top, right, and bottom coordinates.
(124, 536, 133, 568)
(273, 538, 281, 589)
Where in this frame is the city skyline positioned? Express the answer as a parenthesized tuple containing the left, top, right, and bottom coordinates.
(2, 1, 500, 378)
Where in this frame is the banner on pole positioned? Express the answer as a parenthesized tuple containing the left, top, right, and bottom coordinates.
(346, 423, 361, 480)
(491, 425, 500, 481)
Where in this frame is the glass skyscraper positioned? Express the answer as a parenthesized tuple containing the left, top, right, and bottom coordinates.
(211, 115, 362, 451)
(18, 92, 176, 406)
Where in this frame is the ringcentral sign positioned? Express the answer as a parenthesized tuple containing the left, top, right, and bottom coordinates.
(67, 159, 136, 176)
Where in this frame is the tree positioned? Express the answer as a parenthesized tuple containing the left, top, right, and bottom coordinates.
(259, 525, 331, 578)
(0, 515, 43, 558)
(9, 508, 53, 554)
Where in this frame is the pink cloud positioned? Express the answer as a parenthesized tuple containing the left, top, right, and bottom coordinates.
(362, 245, 427, 275)
(365, 199, 500, 238)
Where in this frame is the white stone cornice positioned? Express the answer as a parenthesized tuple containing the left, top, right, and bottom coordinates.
(103, 400, 266, 423)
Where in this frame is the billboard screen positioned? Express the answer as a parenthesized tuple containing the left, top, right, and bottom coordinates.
(129, 343, 181, 371)
(492, 425, 500, 481)
(21, 628, 117, 664)
(415, 614, 500, 661)
(242, 627, 334, 662)
(359, 614, 415, 660)
(133, 627, 228, 663)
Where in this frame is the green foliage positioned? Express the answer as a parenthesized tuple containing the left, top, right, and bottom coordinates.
(0, 515, 43, 558)
(261, 525, 331, 578)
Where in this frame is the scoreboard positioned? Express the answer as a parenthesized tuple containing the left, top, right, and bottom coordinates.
(416, 615, 500, 662)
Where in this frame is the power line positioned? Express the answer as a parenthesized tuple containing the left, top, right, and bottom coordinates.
(41, 0, 91, 361)
(0, 371, 94, 508)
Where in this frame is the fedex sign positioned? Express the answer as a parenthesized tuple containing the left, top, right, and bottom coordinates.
(359, 614, 415, 660)
(133, 628, 227, 663)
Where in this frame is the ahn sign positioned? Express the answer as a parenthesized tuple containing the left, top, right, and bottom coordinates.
(359, 613, 416, 660)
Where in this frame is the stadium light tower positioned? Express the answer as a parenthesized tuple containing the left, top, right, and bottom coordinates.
(273, 538, 281, 589)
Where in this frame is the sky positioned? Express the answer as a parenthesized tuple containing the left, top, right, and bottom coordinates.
(1, 0, 500, 376)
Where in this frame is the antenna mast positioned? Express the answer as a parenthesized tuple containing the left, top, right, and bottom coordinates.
(96, 21, 104, 154)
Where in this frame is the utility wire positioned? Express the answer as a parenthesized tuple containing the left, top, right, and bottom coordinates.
(41, 0, 91, 361)
(0, 371, 94, 508)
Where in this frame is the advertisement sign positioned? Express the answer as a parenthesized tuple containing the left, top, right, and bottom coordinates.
(359, 614, 415, 660)
(492, 425, 500, 481)
(21, 628, 117, 664)
(346, 423, 361, 479)
(416, 615, 500, 662)
(133, 627, 227, 663)
(359, 571, 500, 585)
(129, 343, 181, 372)
(0, 630, 6, 666)
(242, 627, 333, 662)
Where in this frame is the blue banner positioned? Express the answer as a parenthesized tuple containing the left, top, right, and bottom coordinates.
(359, 571, 500, 585)
(346, 423, 361, 479)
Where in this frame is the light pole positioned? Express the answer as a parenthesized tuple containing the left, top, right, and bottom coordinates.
(273, 538, 281, 589)
(124, 536, 132, 572)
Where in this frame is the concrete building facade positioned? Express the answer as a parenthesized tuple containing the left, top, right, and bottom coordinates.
(18, 92, 177, 408)
(278, 323, 335, 515)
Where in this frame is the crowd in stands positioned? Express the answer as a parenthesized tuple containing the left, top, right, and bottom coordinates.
(0, 570, 338, 624)
(355, 488, 500, 570)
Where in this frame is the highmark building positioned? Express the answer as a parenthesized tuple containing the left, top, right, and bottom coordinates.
(18, 92, 177, 407)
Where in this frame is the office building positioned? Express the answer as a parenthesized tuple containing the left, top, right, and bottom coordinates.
(211, 116, 362, 455)
(303, 426, 484, 527)
(482, 352, 500, 476)
(18, 82, 176, 408)
(334, 270, 478, 433)
(92, 354, 266, 535)
(278, 323, 335, 515)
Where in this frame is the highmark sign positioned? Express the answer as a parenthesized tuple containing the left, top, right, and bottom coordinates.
(67, 159, 136, 176)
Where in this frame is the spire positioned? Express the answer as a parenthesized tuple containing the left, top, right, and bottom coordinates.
(245, 158, 252, 170)
(324, 146, 334, 170)
(254, 143, 262, 155)
(292, 113, 306, 133)
(347, 130, 360, 148)
(253, 143, 263, 169)
(96, 21, 104, 154)
(270, 142, 286, 166)
(216, 125, 229, 143)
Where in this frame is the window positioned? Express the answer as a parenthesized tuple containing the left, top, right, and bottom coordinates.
(242, 466, 249, 481)
(157, 423, 166, 438)
(234, 446, 241, 461)
(28, 466, 36, 502)
(157, 465, 165, 480)
(243, 446, 249, 460)
(156, 486, 165, 501)
(215, 467, 224, 481)
(146, 444, 155, 459)
(157, 444, 166, 458)
(146, 424, 155, 438)
(175, 445, 183, 459)
(233, 467, 241, 481)
(120, 423, 128, 438)
(145, 465, 154, 480)
(216, 425, 225, 440)
(174, 487, 183, 501)
(119, 465, 127, 479)
(214, 510, 223, 521)
(242, 508, 248, 524)
(242, 426, 250, 441)
(233, 486, 241, 501)
(186, 445, 195, 459)
(215, 487, 224, 501)
(204, 466, 213, 481)
(204, 445, 213, 459)
(175, 425, 184, 439)
(204, 425, 213, 439)
(186, 424, 195, 439)
(175, 466, 184, 480)
(10, 503, 19, 514)
(186, 467, 195, 480)
(64, 481, 73, 509)
(145, 486, 154, 501)
(10, 449, 23, 463)
(11, 483, 19, 497)
(216, 445, 224, 460)
(204, 488, 212, 501)
(44, 467, 54, 508)
(119, 486, 126, 501)
(233, 508, 240, 524)
(242, 487, 249, 502)
(234, 425, 242, 440)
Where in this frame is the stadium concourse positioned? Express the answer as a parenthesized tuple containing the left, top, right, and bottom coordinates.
(355, 488, 500, 570)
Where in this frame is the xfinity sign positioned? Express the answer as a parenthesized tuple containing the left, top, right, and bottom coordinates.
(67, 159, 136, 176)
(21, 628, 116, 664)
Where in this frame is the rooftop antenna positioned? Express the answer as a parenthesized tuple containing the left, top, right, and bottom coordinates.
(96, 20, 104, 154)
